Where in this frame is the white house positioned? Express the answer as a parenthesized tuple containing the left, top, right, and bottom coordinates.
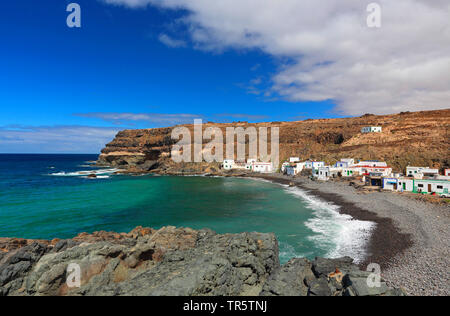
(397, 178, 414, 192)
(304, 161, 325, 169)
(354, 160, 387, 167)
(295, 162, 305, 174)
(335, 158, 355, 168)
(413, 179, 449, 195)
(285, 166, 296, 176)
(361, 166, 392, 177)
(406, 166, 439, 178)
(222, 160, 235, 170)
(361, 126, 382, 133)
(281, 162, 290, 173)
(383, 177, 414, 192)
(251, 162, 273, 173)
(289, 157, 300, 163)
(316, 166, 341, 181)
(311, 162, 326, 177)
(382, 178, 398, 191)
(342, 166, 362, 177)
(284, 162, 306, 176)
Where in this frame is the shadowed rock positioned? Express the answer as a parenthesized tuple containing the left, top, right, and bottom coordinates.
(0, 227, 405, 296)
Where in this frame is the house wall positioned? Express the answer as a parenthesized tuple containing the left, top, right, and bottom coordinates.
(397, 179, 414, 192)
(335, 161, 350, 168)
(361, 126, 382, 133)
(382, 178, 398, 191)
(286, 166, 296, 176)
(357, 161, 388, 167)
(223, 160, 235, 170)
(406, 167, 439, 177)
(414, 180, 450, 194)
(342, 168, 360, 177)
(252, 163, 273, 173)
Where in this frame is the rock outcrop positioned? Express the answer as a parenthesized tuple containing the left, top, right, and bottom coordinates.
(98, 109, 450, 173)
(0, 227, 405, 296)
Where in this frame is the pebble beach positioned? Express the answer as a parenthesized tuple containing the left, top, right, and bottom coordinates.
(252, 174, 450, 296)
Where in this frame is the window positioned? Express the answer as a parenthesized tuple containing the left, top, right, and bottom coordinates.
(437, 185, 443, 189)
(418, 184, 423, 188)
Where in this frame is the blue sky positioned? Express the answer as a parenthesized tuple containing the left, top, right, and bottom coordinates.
(0, 0, 339, 153)
(1, 0, 448, 153)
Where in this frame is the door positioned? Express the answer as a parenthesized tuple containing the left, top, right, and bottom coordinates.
(403, 183, 406, 190)
(428, 184, 432, 192)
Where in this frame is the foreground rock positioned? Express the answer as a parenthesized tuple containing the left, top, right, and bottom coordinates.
(0, 227, 405, 296)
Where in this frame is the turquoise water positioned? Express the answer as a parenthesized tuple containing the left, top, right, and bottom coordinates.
(0, 154, 374, 263)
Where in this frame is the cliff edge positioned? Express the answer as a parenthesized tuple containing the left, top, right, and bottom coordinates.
(97, 109, 450, 173)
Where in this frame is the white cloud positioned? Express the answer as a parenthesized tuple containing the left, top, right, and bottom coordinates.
(75, 112, 201, 125)
(158, 33, 187, 48)
(0, 125, 120, 153)
(102, 0, 450, 115)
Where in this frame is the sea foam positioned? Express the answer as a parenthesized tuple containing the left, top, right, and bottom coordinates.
(49, 168, 120, 177)
(284, 186, 375, 263)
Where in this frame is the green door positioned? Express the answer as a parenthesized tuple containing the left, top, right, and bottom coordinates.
(403, 183, 406, 190)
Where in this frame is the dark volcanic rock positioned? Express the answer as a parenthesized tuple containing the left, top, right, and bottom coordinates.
(0, 242, 50, 296)
(260, 258, 313, 296)
(0, 227, 406, 296)
(312, 256, 357, 277)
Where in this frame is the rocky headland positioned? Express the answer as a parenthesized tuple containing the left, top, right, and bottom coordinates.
(97, 109, 450, 174)
(0, 226, 405, 296)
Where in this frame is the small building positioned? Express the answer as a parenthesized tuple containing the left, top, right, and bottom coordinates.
(281, 162, 290, 173)
(295, 162, 305, 174)
(397, 178, 414, 192)
(360, 166, 392, 177)
(406, 166, 439, 178)
(317, 166, 340, 181)
(413, 179, 450, 195)
(251, 162, 273, 174)
(382, 178, 398, 191)
(383, 177, 414, 192)
(361, 126, 382, 133)
(355, 160, 387, 167)
(285, 166, 296, 176)
(335, 158, 355, 168)
(303, 160, 324, 169)
(289, 157, 300, 163)
(366, 176, 383, 187)
(284, 162, 305, 176)
(222, 160, 235, 170)
(342, 167, 361, 177)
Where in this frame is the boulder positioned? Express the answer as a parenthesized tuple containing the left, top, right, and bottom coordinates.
(260, 258, 313, 296)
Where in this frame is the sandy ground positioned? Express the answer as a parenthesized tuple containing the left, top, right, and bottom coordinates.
(250, 174, 450, 296)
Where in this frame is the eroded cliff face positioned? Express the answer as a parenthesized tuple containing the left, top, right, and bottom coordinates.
(98, 109, 450, 173)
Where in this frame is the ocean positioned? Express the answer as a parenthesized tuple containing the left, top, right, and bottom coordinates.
(0, 154, 374, 263)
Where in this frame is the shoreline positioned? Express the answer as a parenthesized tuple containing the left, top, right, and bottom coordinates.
(2, 167, 448, 295)
(242, 173, 449, 296)
(242, 174, 412, 270)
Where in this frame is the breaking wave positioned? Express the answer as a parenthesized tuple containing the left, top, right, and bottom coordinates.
(49, 168, 120, 177)
(284, 186, 375, 264)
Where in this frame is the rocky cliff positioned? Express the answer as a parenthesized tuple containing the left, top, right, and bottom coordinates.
(97, 109, 450, 173)
(0, 227, 404, 296)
